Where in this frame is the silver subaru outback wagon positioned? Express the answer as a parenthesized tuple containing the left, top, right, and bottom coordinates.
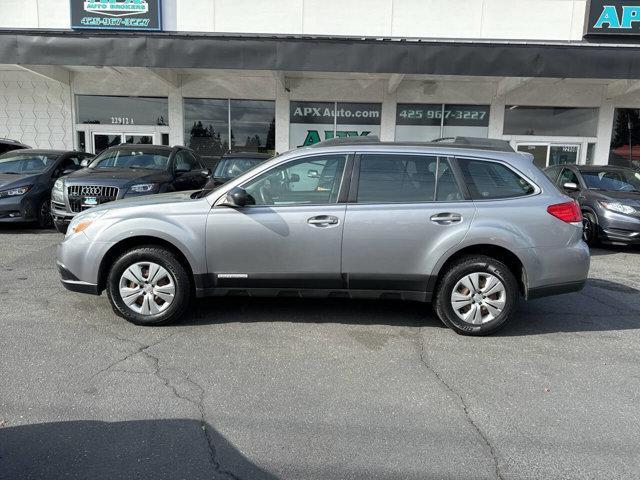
(56, 138, 590, 336)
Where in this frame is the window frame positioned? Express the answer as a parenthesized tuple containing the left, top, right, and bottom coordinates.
(454, 156, 541, 202)
(348, 152, 468, 205)
(237, 152, 354, 208)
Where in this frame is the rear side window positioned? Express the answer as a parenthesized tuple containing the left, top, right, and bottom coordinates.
(458, 158, 535, 200)
(356, 154, 462, 203)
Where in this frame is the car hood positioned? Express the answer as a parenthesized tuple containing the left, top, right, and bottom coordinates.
(590, 190, 640, 207)
(64, 168, 170, 187)
(0, 172, 41, 190)
(86, 190, 199, 215)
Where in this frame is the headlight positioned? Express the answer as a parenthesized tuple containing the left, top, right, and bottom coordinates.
(129, 183, 158, 193)
(52, 179, 64, 201)
(53, 179, 64, 192)
(0, 185, 32, 198)
(599, 201, 636, 215)
(66, 210, 108, 238)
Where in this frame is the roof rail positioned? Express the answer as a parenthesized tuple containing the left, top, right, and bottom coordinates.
(309, 135, 380, 147)
(431, 137, 514, 152)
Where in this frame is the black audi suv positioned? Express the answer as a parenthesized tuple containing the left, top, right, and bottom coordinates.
(51, 145, 210, 233)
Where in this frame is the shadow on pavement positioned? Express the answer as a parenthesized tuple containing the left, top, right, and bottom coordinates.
(589, 245, 640, 256)
(184, 296, 442, 329)
(182, 278, 640, 336)
(0, 418, 277, 480)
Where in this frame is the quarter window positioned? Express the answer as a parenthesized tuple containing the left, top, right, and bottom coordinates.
(175, 151, 200, 172)
(242, 154, 347, 206)
(356, 154, 462, 203)
(458, 158, 535, 200)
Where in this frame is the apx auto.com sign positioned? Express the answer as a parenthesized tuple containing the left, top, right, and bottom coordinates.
(70, 0, 162, 31)
(585, 0, 640, 36)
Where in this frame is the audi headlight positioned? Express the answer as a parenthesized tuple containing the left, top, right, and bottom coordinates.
(129, 183, 158, 194)
(66, 210, 108, 238)
(599, 201, 636, 215)
(0, 185, 32, 198)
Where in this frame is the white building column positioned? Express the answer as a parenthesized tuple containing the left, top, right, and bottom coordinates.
(168, 81, 184, 146)
(275, 78, 290, 154)
(594, 101, 615, 166)
(380, 88, 397, 142)
(488, 94, 506, 139)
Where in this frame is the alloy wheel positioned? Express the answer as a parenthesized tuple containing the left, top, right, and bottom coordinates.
(450, 272, 506, 325)
(118, 262, 176, 315)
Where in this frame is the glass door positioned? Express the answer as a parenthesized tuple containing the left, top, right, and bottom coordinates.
(517, 144, 548, 169)
(91, 132, 156, 154)
(548, 144, 580, 166)
(516, 143, 581, 168)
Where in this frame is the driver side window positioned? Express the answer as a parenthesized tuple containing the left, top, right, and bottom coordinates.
(242, 154, 347, 206)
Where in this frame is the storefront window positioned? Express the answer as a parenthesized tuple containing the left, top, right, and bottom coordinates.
(504, 106, 598, 137)
(76, 95, 168, 126)
(395, 104, 490, 142)
(609, 109, 640, 169)
(184, 98, 275, 160)
(289, 101, 381, 148)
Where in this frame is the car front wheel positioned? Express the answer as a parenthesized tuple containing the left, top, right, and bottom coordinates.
(106, 246, 191, 326)
(582, 212, 599, 246)
(434, 255, 519, 336)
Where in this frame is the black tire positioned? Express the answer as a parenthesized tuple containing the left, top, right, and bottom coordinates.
(54, 221, 68, 234)
(434, 255, 519, 336)
(106, 246, 191, 326)
(37, 197, 53, 229)
(582, 212, 599, 247)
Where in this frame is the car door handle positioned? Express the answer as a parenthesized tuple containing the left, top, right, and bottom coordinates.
(307, 215, 339, 227)
(430, 213, 463, 225)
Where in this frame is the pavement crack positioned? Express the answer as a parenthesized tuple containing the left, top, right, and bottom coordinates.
(417, 333, 504, 480)
(87, 328, 242, 480)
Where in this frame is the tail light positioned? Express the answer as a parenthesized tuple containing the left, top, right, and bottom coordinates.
(547, 201, 582, 223)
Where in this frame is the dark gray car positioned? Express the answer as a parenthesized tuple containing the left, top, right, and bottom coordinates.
(56, 138, 590, 336)
(544, 164, 640, 246)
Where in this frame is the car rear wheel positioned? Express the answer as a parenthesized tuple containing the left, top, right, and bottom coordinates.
(106, 246, 191, 326)
(434, 255, 519, 336)
(582, 212, 599, 247)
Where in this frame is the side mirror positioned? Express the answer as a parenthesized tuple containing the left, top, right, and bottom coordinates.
(219, 187, 254, 208)
(200, 169, 212, 178)
(307, 169, 319, 179)
(563, 182, 580, 192)
(80, 159, 89, 168)
(289, 173, 300, 183)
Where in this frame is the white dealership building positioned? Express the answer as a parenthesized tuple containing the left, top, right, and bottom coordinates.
(1, 0, 640, 168)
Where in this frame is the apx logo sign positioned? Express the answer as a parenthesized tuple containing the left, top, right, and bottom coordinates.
(586, 1, 640, 35)
(83, 0, 148, 17)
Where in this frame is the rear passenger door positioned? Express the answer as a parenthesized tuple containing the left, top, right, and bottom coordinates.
(341, 153, 476, 294)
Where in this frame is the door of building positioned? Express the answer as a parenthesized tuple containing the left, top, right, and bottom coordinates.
(516, 143, 581, 168)
(91, 132, 156, 155)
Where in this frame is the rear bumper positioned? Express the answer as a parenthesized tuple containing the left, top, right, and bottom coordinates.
(527, 280, 586, 299)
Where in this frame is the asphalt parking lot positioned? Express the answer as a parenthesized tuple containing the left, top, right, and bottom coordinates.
(1, 226, 639, 480)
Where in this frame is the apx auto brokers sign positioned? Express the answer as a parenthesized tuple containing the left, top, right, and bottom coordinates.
(70, 0, 162, 31)
(585, 0, 640, 36)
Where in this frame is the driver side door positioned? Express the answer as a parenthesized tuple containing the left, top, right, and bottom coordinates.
(205, 153, 351, 290)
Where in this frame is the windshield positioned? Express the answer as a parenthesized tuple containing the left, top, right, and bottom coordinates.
(0, 153, 59, 174)
(582, 169, 640, 193)
(89, 148, 171, 171)
(214, 158, 265, 178)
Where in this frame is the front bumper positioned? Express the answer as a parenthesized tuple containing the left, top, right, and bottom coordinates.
(0, 195, 37, 223)
(596, 210, 640, 245)
(57, 261, 100, 295)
